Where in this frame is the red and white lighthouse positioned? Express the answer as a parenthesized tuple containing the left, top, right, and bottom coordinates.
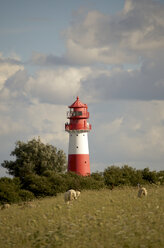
(65, 96, 91, 176)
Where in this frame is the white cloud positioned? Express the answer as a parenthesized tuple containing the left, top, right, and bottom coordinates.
(26, 67, 91, 104)
(0, 53, 24, 90)
(0, 116, 27, 136)
(26, 102, 68, 146)
(65, 0, 164, 64)
(90, 100, 164, 171)
(30, 0, 164, 67)
(80, 58, 164, 101)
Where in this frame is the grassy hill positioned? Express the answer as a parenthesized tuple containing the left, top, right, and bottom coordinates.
(0, 186, 164, 248)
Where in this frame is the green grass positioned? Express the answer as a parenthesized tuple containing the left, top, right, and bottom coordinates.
(0, 186, 164, 248)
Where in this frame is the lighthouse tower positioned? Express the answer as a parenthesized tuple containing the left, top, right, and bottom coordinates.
(65, 97, 91, 176)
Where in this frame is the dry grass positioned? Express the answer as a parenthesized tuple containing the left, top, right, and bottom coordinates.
(0, 186, 164, 248)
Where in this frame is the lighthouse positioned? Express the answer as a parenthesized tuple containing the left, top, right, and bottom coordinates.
(65, 96, 91, 176)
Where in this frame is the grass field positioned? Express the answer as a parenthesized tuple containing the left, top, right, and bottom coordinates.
(0, 186, 164, 248)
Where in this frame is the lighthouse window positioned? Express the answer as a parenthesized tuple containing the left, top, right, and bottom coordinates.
(72, 111, 82, 116)
(76, 146, 78, 148)
(78, 111, 82, 116)
(76, 134, 78, 136)
(85, 161, 87, 163)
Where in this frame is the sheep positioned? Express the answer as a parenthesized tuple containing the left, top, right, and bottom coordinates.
(138, 184, 147, 198)
(76, 190, 81, 198)
(64, 189, 80, 204)
(1, 203, 11, 210)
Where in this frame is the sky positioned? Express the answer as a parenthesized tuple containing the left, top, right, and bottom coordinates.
(0, 0, 164, 177)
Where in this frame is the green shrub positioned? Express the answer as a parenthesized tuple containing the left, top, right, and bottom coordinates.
(0, 177, 21, 204)
(18, 189, 34, 201)
(62, 172, 105, 191)
(48, 173, 68, 193)
(156, 171, 164, 185)
(63, 172, 82, 191)
(142, 168, 158, 184)
(76, 176, 101, 190)
(22, 174, 56, 197)
(104, 166, 124, 187)
(104, 165, 146, 187)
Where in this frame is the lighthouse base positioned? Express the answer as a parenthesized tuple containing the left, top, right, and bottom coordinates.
(68, 154, 90, 176)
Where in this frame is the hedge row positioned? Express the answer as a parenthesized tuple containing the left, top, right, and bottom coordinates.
(0, 165, 164, 204)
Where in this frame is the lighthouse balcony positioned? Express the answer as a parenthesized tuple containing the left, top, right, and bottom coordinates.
(65, 123, 91, 132)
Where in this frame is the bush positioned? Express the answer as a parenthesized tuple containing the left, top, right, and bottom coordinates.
(104, 165, 147, 187)
(142, 168, 157, 184)
(22, 174, 57, 197)
(0, 177, 21, 204)
(47, 172, 68, 193)
(62, 172, 105, 191)
(63, 172, 82, 191)
(91, 172, 104, 182)
(80, 176, 105, 190)
(156, 171, 164, 185)
(19, 189, 34, 201)
(104, 166, 124, 187)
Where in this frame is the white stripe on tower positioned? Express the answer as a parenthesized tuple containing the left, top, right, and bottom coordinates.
(68, 132, 89, 155)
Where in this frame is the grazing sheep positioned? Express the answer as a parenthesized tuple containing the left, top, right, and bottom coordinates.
(1, 203, 10, 210)
(138, 185, 147, 198)
(64, 189, 78, 204)
(76, 190, 81, 198)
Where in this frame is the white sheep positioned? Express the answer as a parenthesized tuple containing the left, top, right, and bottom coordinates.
(76, 190, 81, 198)
(1, 203, 11, 210)
(64, 189, 80, 204)
(138, 185, 147, 198)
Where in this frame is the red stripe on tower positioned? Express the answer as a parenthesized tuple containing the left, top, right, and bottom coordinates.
(65, 96, 91, 176)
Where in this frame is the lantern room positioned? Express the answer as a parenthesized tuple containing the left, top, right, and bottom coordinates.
(65, 96, 91, 132)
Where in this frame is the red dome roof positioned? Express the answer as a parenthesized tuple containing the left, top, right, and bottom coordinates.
(69, 96, 87, 108)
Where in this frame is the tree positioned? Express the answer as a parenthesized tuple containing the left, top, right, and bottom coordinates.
(103, 165, 144, 187)
(104, 165, 124, 187)
(142, 167, 157, 184)
(1, 137, 67, 180)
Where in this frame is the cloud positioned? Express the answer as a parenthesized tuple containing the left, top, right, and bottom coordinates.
(1, 56, 164, 107)
(81, 58, 164, 101)
(0, 67, 69, 170)
(0, 99, 68, 168)
(64, 0, 164, 64)
(31, 52, 73, 66)
(0, 53, 24, 90)
(26, 67, 91, 104)
(30, 0, 164, 71)
(90, 100, 164, 171)
(0, 58, 91, 105)
(25, 0, 164, 104)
